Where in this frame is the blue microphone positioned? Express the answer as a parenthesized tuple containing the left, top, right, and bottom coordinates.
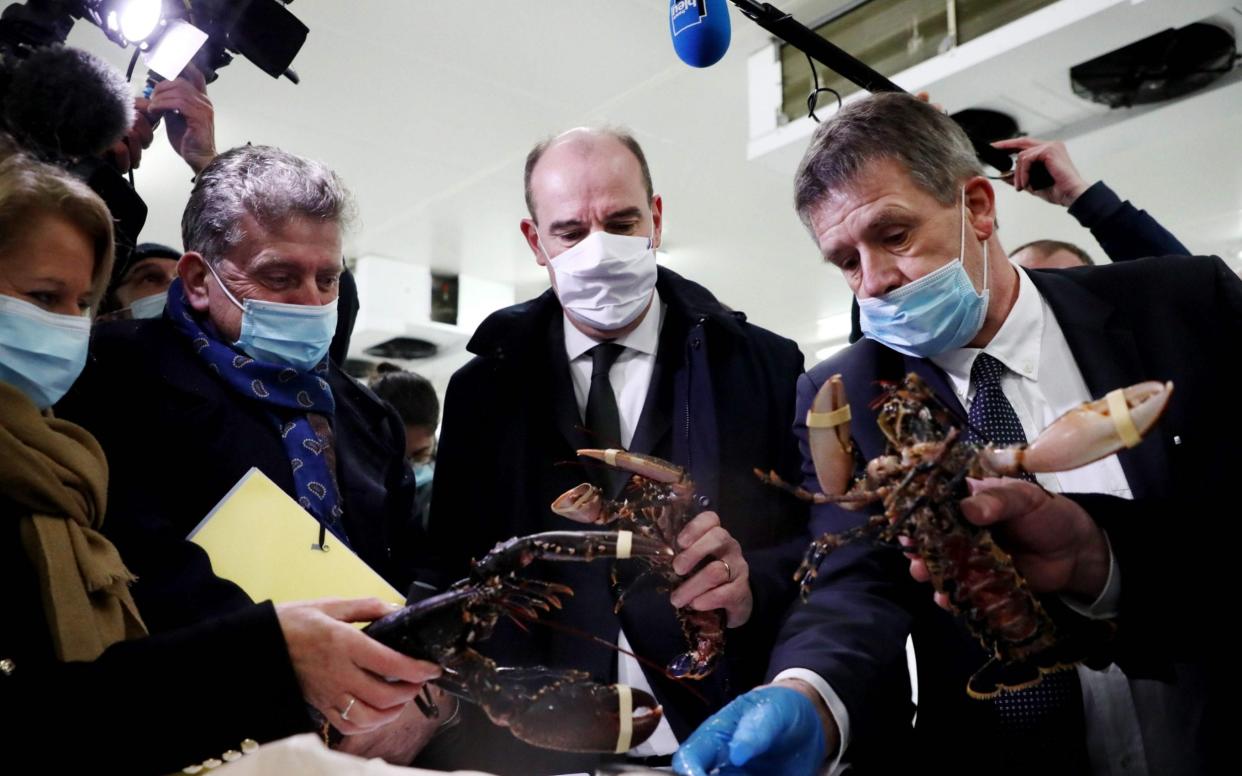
(670, 0, 731, 68)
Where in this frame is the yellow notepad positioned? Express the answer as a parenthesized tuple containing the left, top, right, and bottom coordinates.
(188, 467, 403, 606)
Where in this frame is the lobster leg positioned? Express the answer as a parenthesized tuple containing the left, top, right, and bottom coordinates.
(752, 467, 883, 508)
(795, 513, 890, 598)
(441, 651, 663, 753)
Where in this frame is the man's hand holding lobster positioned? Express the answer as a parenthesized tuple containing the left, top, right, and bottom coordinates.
(906, 478, 1113, 609)
(670, 510, 753, 628)
(275, 597, 441, 735)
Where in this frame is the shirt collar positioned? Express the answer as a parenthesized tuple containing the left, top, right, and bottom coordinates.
(563, 288, 664, 361)
(931, 264, 1044, 400)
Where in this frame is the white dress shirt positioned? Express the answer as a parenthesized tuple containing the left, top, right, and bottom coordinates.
(780, 265, 1154, 774)
(562, 289, 680, 757)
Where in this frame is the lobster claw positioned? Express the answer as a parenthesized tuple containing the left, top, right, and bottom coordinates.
(472, 530, 672, 578)
(979, 381, 1174, 476)
(551, 482, 610, 525)
(480, 668, 663, 753)
(806, 374, 855, 496)
(577, 448, 687, 483)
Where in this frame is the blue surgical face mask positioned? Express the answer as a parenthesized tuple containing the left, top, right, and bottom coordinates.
(0, 294, 91, 409)
(126, 291, 167, 320)
(857, 189, 990, 358)
(412, 461, 434, 489)
(204, 260, 338, 372)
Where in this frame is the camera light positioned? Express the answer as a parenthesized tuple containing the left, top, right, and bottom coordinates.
(118, 0, 161, 43)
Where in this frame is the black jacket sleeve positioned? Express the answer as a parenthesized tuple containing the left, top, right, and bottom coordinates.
(1, 602, 313, 775)
(765, 371, 917, 736)
(1068, 181, 1191, 262)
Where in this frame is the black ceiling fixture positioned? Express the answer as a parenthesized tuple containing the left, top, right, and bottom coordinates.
(364, 337, 439, 361)
(1071, 22, 1239, 109)
(948, 108, 1020, 146)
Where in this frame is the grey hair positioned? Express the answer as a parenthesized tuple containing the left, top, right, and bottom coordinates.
(794, 93, 982, 226)
(182, 145, 355, 263)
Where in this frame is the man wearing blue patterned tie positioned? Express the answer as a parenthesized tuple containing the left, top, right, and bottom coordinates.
(676, 93, 1234, 775)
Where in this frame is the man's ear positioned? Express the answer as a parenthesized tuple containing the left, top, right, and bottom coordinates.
(178, 252, 211, 312)
(963, 176, 997, 241)
(650, 194, 664, 250)
(520, 218, 549, 266)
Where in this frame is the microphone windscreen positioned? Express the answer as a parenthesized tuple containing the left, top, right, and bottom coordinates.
(3, 46, 133, 161)
(670, 0, 731, 68)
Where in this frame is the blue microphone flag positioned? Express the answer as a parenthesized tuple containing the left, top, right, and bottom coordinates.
(670, 0, 731, 68)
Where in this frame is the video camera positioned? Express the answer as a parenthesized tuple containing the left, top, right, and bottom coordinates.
(0, 1, 307, 81)
(0, 0, 309, 269)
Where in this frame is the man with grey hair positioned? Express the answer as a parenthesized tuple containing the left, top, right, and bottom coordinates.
(59, 145, 441, 763)
(676, 93, 1233, 774)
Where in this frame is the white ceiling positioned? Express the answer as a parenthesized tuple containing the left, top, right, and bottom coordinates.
(68, 0, 1242, 382)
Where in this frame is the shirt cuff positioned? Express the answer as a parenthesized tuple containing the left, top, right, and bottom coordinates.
(1067, 181, 1123, 228)
(772, 668, 851, 775)
(1061, 530, 1120, 619)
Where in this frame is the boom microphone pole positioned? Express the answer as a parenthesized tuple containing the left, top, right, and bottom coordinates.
(728, 0, 1053, 188)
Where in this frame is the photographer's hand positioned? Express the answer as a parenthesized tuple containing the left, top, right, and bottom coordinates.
(148, 65, 217, 175)
(102, 96, 155, 174)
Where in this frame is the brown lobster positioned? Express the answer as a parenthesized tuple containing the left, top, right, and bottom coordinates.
(760, 372, 1173, 698)
(364, 530, 668, 752)
(551, 450, 725, 681)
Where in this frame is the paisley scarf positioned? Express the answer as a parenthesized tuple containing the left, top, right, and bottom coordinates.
(165, 279, 348, 543)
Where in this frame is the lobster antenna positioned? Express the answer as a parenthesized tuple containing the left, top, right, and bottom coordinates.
(525, 617, 711, 705)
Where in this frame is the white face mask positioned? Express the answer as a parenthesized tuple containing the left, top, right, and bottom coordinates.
(540, 226, 658, 331)
(126, 291, 167, 320)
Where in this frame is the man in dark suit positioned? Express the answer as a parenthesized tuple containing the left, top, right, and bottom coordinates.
(676, 93, 1236, 775)
(416, 128, 808, 774)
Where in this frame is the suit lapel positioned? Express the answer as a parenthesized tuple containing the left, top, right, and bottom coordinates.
(627, 311, 683, 458)
(546, 313, 592, 455)
(905, 353, 967, 419)
(1027, 270, 1171, 499)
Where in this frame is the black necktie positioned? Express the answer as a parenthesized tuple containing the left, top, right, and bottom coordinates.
(966, 352, 1086, 761)
(586, 343, 626, 491)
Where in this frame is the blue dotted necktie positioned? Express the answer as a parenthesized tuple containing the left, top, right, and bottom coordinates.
(966, 353, 1032, 457)
(965, 353, 1085, 757)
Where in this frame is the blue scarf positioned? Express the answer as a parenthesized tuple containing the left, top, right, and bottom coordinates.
(165, 280, 349, 544)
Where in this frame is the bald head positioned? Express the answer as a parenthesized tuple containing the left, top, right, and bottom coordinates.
(1010, 239, 1094, 269)
(523, 127, 653, 223)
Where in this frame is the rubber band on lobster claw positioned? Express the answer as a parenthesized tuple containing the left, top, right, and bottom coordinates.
(362, 530, 665, 752)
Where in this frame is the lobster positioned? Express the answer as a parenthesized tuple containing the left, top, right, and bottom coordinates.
(363, 530, 669, 752)
(551, 449, 725, 681)
(759, 372, 1173, 698)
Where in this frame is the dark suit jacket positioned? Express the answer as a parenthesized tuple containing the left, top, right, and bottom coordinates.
(415, 268, 808, 775)
(57, 316, 420, 632)
(772, 256, 1242, 773)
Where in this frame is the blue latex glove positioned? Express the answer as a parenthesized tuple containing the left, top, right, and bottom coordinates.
(673, 685, 828, 775)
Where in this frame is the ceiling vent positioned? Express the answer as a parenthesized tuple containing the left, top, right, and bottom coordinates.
(348, 255, 468, 369)
(1070, 22, 1238, 108)
(747, 0, 1242, 169)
